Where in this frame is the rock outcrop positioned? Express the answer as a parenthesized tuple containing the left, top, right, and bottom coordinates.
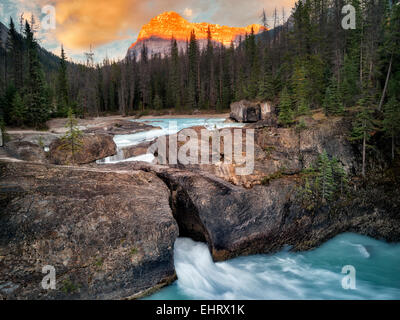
(83, 120, 160, 136)
(146, 117, 357, 187)
(8, 132, 60, 147)
(0, 161, 178, 299)
(49, 134, 117, 165)
(102, 161, 400, 262)
(229, 100, 276, 124)
(127, 11, 266, 59)
(4, 141, 47, 163)
(230, 100, 261, 123)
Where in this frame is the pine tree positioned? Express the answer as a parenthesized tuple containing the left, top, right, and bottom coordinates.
(169, 37, 181, 109)
(306, 55, 325, 107)
(297, 99, 310, 116)
(298, 174, 316, 210)
(57, 45, 69, 116)
(316, 150, 335, 203)
(245, 28, 259, 98)
(378, 2, 400, 111)
(350, 94, 377, 177)
(383, 96, 400, 160)
(257, 49, 275, 100)
(188, 30, 199, 109)
(291, 60, 310, 115)
(7, 18, 23, 91)
(341, 54, 360, 107)
(24, 20, 49, 129)
(205, 26, 216, 109)
(153, 94, 163, 110)
(10, 92, 26, 127)
(323, 77, 344, 116)
(278, 87, 293, 126)
(59, 108, 83, 164)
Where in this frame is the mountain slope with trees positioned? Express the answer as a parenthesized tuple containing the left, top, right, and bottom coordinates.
(0, 0, 399, 173)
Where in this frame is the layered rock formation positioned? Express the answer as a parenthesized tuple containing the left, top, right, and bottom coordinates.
(127, 11, 266, 59)
(141, 116, 356, 187)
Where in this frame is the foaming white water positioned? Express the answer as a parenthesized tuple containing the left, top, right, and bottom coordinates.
(98, 152, 155, 164)
(98, 118, 244, 164)
(116, 118, 244, 149)
(145, 234, 400, 300)
(173, 238, 344, 300)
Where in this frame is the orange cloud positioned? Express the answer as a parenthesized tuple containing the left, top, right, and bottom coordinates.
(49, 0, 295, 50)
(54, 0, 142, 49)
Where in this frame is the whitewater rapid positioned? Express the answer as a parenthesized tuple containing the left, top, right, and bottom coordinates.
(98, 117, 245, 164)
(145, 233, 400, 300)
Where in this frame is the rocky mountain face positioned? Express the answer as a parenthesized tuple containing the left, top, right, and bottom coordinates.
(127, 11, 266, 59)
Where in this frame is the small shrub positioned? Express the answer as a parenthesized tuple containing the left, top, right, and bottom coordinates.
(94, 258, 103, 268)
(61, 279, 80, 294)
(261, 170, 283, 185)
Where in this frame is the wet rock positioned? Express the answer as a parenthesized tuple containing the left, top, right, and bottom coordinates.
(83, 120, 160, 136)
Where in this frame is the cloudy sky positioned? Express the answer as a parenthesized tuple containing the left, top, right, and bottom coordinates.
(0, 0, 296, 63)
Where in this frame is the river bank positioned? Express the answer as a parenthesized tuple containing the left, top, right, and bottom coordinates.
(1, 114, 400, 299)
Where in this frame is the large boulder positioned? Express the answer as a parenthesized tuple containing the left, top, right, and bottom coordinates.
(49, 134, 117, 165)
(0, 161, 178, 299)
(230, 100, 261, 123)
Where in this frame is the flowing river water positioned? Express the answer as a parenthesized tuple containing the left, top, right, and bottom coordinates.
(101, 118, 400, 300)
(145, 234, 400, 300)
(97, 117, 244, 163)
